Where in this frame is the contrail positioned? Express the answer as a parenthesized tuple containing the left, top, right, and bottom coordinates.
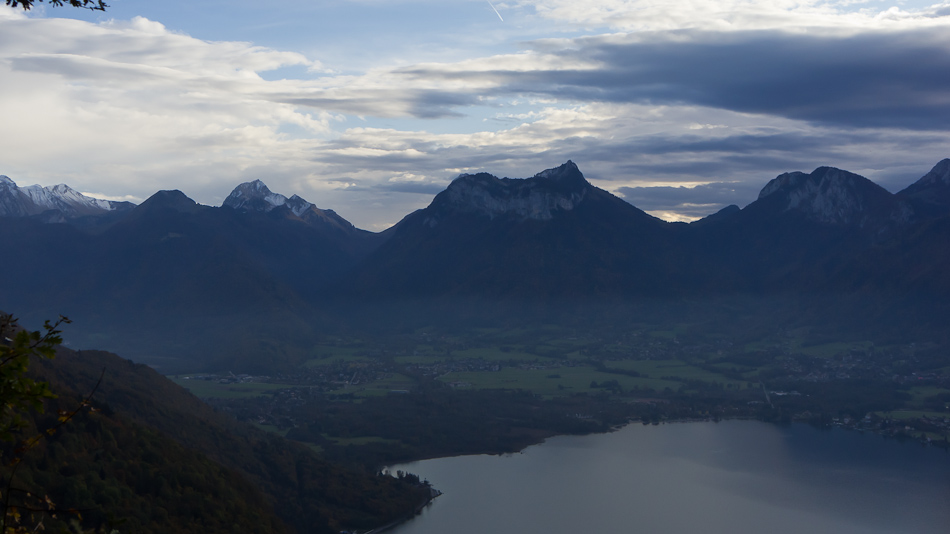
(487, 0, 504, 21)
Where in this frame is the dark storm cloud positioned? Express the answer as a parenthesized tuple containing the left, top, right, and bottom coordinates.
(538, 131, 861, 181)
(401, 28, 950, 129)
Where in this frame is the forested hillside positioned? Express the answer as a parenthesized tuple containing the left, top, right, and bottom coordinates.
(1, 316, 428, 533)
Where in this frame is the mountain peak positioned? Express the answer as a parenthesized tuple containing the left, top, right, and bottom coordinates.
(0, 175, 14, 187)
(137, 189, 201, 214)
(222, 180, 360, 234)
(223, 180, 322, 218)
(756, 166, 911, 227)
(898, 159, 950, 215)
(223, 180, 288, 212)
(432, 161, 592, 222)
(534, 160, 583, 183)
(917, 158, 950, 186)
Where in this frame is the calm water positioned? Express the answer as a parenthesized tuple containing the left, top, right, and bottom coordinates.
(388, 421, 950, 534)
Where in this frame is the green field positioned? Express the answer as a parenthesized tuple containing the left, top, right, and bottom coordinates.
(876, 410, 949, 420)
(904, 386, 950, 411)
(795, 341, 874, 358)
(303, 340, 403, 366)
(347, 373, 416, 398)
(603, 359, 751, 388)
(438, 365, 681, 396)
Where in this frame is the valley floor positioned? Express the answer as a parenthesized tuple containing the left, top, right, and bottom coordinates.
(172, 324, 950, 467)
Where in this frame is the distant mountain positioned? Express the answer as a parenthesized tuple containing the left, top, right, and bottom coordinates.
(224, 179, 362, 237)
(753, 166, 913, 231)
(344, 161, 687, 299)
(0, 183, 386, 372)
(422, 161, 594, 222)
(0, 175, 134, 221)
(346, 159, 950, 304)
(3, 160, 950, 370)
(898, 158, 950, 217)
(688, 162, 950, 295)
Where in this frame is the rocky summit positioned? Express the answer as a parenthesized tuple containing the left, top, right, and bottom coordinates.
(426, 161, 591, 223)
(756, 166, 912, 228)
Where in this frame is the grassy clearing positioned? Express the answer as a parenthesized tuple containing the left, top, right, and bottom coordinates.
(451, 347, 556, 362)
(392, 355, 441, 364)
(707, 361, 760, 379)
(393, 345, 564, 364)
(171, 378, 290, 399)
(907, 385, 950, 399)
(794, 340, 874, 358)
(905, 386, 950, 408)
(303, 353, 376, 367)
(877, 410, 949, 420)
(648, 330, 680, 340)
(743, 340, 774, 353)
(603, 359, 750, 388)
(303, 343, 388, 366)
(349, 373, 416, 398)
(438, 365, 680, 397)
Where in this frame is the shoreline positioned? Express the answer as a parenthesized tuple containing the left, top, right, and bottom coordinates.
(393, 411, 949, 467)
(352, 413, 948, 534)
(361, 486, 442, 534)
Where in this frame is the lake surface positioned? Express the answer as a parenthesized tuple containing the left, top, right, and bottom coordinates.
(387, 420, 950, 534)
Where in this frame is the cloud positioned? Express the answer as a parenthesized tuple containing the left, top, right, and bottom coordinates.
(616, 182, 761, 220)
(515, 0, 950, 32)
(2, 7, 950, 229)
(398, 28, 950, 129)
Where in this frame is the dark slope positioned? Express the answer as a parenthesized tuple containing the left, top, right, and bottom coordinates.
(23, 344, 428, 533)
(686, 165, 922, 293)
(898, 158, 950, 218)
(0, 188, 381, 372)
(328, 159, 950, 332)
(344, 161, 689, 300)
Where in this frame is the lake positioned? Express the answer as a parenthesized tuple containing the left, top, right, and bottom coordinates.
(387, 420, 950, 534)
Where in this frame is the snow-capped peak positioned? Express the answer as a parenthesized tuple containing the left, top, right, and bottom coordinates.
(0, 175, 133, 218)
(223, 180, 317, 217)
(285, 194, 315, 217)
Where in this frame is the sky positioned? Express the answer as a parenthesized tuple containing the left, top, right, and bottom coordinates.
(1, 0, 950, 229)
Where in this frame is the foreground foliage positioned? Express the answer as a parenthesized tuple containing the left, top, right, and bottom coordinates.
(5, 1, 106, 11)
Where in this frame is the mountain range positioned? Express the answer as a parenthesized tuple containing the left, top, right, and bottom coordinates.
(2, 159, 949, 371)
(0, 175, 134, 223)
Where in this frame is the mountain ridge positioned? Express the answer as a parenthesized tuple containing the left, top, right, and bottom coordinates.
(0, 175, 134, 220)
(3, 158, 950, 370)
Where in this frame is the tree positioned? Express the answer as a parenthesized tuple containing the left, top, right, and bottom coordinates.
(0, 314, 106, 533)
(5, 0, 107, 11)
(0, 314, 67, 442)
